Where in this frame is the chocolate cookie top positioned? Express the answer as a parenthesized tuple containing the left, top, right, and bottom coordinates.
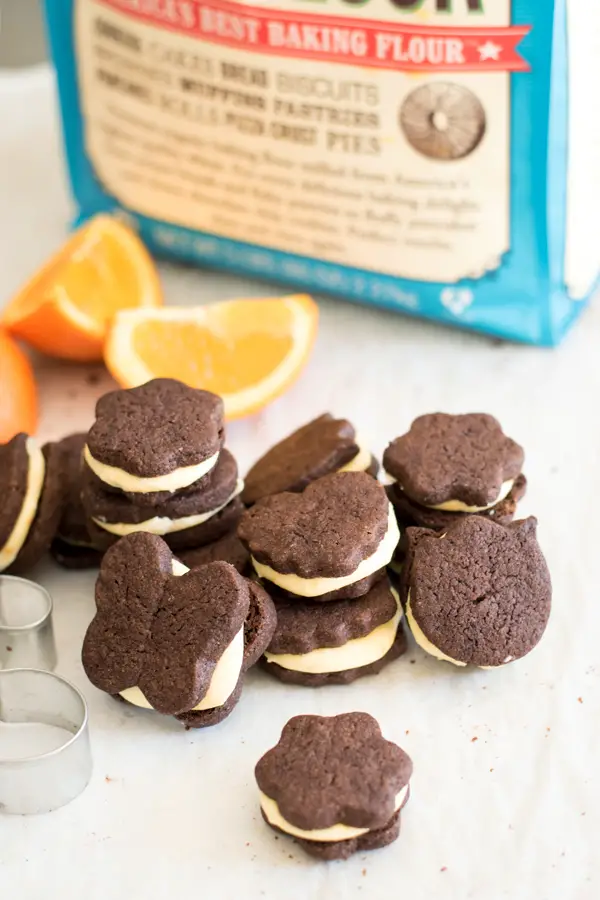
(256, 713, 412, 831)
(0, 433, 30, 549)
(268, 578, 399, 655)
(383, 413, 524, 508)
(178, 529, 250, 574)
(87, 379, 224, 477)
(242, 414, 359, 505)
(82, 449, 240, 524)
(82, 533, 250, 715)
(55, 433, 89, 543)
(405, 516, 551, 666)
(239, 472, 390, 579)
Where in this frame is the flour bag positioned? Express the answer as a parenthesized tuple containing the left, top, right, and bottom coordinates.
(44, 0, 598, 344)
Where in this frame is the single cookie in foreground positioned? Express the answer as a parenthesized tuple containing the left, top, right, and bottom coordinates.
(82, 533, 276, 728)
(263, 578, 406, 686)
(384, 413, 524, 514)
(50, 432, 103, 570)
(255, 712, 412, 860)
(0, 434, 65, 575)
(239, 472, 399, 601)
(402, 516, 551, 668)
(84, 378, 224, 497)
(242, 414, 378, 506)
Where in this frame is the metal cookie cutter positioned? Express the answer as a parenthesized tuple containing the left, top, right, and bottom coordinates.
(0, 576, 57, 671)
(0, 669, 92, 814)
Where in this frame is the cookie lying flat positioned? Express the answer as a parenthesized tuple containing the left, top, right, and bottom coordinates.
(242, 414, 378, 506)
(255, 713, 412, 860)
(178, 529, 250, 575)
(82, 533, 276, 728)
(0, 434, 65, 575)
(51, 433, 103, 570)
(384, 413, 525, 514)
(402, 516, 551, 668)
(82, 448, 244, 551)
(239, 472, 399, 601)
(84, 379, 225, 497)
(263, 579, 406, 686)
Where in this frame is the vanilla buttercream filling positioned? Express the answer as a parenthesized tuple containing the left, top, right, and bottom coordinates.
(119, 560, 244, 710)
(92, 479, 244, 537)
(84, 444, 220, 494)
(252, 504, 400, 598)
(386, 475, 514, 513)
(338, 441, 373, 474)
(0, 439, 46, 571)
(406, 589, 513, 669)
(264, 588, 403, 674)
(259, 784, 409, 843)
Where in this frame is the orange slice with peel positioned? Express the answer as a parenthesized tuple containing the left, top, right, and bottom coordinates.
(3, 215, 162, 362)
(0, 329, 38, 441)
(104, 295, 319, 419)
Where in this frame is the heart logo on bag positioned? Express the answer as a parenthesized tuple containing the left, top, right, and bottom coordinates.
(440, 288, 474, 316)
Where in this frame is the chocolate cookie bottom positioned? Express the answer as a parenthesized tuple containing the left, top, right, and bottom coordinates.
(259, 567, 387, 604)
(261, 627, 407, 687)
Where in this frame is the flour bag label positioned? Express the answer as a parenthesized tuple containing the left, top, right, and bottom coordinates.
(44, 0, 599, 344)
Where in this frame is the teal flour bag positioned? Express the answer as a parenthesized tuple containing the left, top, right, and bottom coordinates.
(43, 0, 599, 345)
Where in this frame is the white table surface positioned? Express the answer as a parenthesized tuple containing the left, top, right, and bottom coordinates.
(0, 67, 598, 900)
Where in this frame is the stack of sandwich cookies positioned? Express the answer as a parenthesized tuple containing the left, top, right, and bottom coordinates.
(401, 516, 551, 668)
(0, 433, 65, 575)
(383, 413, 527, 532)
(51, 433, 103, 569)
(263, 579, 406, 686)
(255, 713, 413, 860)
(82, 532, 276, 728)
(81, 379, 244, 552)
(239, 471, 406, 682)
(242, 413, 378, 506)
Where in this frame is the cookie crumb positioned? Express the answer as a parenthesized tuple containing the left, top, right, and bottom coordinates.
(5, 646, 12, 652)
(578, 697, 583, 704)
(105, 776, 112, 783)
(362, 869, 367, 877)
(546, 727, 551, 731)
(471, 736, 478, 743)
(405, 730, 410, 735)
(489, 768, 494, 772)
(440, 866, 448, 872)
(245, 842, 250, 847)
(85, 370, 102, 386)
(410, 659, 416, 665)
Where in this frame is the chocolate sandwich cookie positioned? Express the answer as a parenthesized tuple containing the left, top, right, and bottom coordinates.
(263, 578, 406, 686)
(178, 529, 250, 575)
(255, 712, 413, 860)
(402, 516, 551, 668)
(82, 532, 276, 728)
(84, 379, 225, 499)
(0, 434, 65, 575)
(82, 448, 244, 552)
(383, 413, 525, 528)
(51, 433, 103, 570)
(242, 414, 378, 506)
(239, 471, 399, 601)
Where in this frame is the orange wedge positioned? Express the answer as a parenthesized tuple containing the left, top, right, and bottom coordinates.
(0, 329, 38, 442)
(105, 296, 319, 419)
(3, 215, 162, 362)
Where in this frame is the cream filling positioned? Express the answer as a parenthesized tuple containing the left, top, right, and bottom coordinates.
(385, 476, 514, 513)
(259, 784, 409, 843)
(337, 441, 373, 474)
(0, 439, 46, 571)
(406, 590, 512, 669)
(119, 559, 244, 710)
(92, 479, 243, 537)
(264, 588, 402, 674)
(84, 444, 220, 494)
(252, 504, 400, 598)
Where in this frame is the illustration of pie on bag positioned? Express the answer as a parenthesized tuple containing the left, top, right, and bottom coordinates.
(400, 82, 487, 161)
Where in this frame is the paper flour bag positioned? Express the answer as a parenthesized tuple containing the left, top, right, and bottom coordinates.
(44, 0, 599, 344)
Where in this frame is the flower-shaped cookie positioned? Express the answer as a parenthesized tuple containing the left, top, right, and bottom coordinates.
(255, 712, 412, 859)
(82, 532, 276, 727)
(239, 472, 398, 600)
(85, 378, 225, 489)
(384, 413, 524, 509)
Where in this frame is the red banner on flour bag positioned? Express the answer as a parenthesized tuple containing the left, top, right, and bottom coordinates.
(99, 0, 530, 72)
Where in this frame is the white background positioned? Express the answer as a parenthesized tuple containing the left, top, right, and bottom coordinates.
(0, 67, 598, 900)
